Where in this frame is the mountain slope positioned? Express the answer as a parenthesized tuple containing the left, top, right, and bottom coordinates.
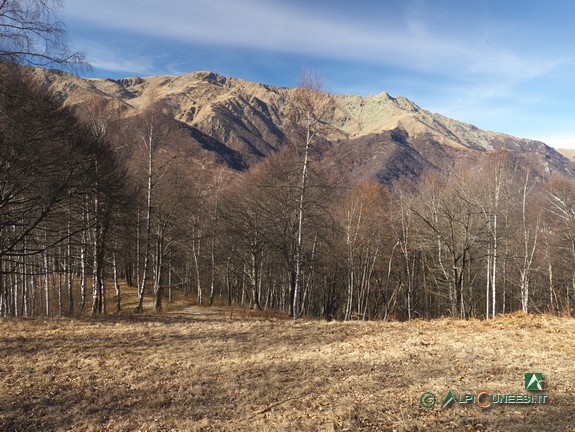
(31, 68, 573, 182)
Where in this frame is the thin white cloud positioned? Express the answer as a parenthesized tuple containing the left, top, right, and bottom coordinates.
(73, 38, 157, 75)
(64, 0, 565, 83)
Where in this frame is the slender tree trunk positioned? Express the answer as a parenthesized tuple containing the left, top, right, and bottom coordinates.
(520, 171, 538, 314)
(153, 234, 164, 312)
(490, 160, 503, 319)
(168, 251, 173, 304)
(113, 251, 121, 312)
(192, 230, 202, 305)
(491, 215, 497, 319)
(226, 250, 233, 306)
(91, 251, 100, 315)
(250, 253, 261, 310)
(91, 191, 101, 315)
(80, 198, 88, 314)
(67, 219, 74, 315)
(31, 272, 36, 318)
(240, 263, 246, 306)
(136, 208, 141, 289)
(485, 253, 491, 320)
(14, 261, 19, 317)
(57, 269, 62, 317)
(22, 253, 29, 317)
(80, 238, 87, 313)
(293, 113, 311, 320)
(209, 175, 222, 306)
(43, 245, 50, 317)
(136, 141, 154, 313)
(0, 263, 4, 317)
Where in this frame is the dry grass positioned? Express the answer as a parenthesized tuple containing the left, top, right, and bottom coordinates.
(1, 312, 574, 431)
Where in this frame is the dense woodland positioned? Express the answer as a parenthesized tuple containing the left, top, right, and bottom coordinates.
(2, 61, 575, 321)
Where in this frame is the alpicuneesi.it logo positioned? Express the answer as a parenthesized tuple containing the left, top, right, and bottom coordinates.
(420, 373, 548, 409)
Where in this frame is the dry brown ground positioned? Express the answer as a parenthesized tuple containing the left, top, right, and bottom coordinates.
(0, 311, 574, 432)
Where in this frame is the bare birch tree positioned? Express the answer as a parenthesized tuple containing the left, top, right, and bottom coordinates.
(0, 0, 85, 67)
(132, 102, 174, 313)
(288, 70, 336, 320)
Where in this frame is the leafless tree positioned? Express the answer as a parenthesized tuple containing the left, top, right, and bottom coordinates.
(287, 70, 337, 319)
(130, 102, 175, 313)
(0, 0, 85, 68)
(0, 66, 126, 317)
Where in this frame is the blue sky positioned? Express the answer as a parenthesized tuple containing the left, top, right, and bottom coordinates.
(63, 0, 575, 149)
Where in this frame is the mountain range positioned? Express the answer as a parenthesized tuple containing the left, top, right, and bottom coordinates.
(31, 68, 574, 183)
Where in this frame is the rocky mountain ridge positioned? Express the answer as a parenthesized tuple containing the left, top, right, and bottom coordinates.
(30, 67, 573, 181)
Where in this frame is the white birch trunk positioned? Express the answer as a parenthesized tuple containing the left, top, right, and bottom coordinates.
(136, 126, 154, 313)
(43, 248, 49, 316)
(113, 251, 121, 312)
(292, 111, 310, 320)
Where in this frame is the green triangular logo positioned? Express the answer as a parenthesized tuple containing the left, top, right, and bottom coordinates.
(525, 373, 544, 391)
(442, 390, 455, 408)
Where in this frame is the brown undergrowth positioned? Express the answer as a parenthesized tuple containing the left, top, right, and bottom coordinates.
(0, 312, 574, 431)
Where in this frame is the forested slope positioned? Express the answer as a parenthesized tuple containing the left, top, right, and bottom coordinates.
(2, 65, 575, 320)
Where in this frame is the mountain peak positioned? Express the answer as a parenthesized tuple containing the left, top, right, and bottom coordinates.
(115, 76, 143, 88)
(190, 71, 228, 86)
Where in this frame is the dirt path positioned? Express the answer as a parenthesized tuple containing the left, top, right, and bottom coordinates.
(167, 305, 233, 320)
(167, 304, 288, 320)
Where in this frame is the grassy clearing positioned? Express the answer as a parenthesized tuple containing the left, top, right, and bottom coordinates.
(0, 312, 574, 431)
